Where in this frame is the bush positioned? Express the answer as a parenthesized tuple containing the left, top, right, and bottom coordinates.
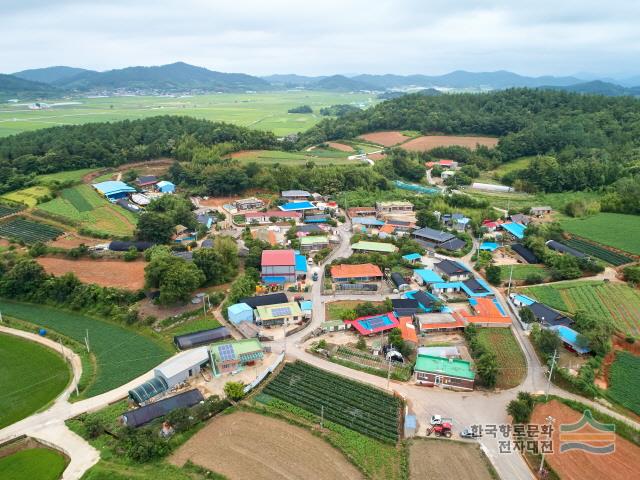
(485, 265, 502, 285)
(224, 381, 245, 401)
(123, 246, 139, 262)
(507, 391, 535, 423)
(119, 427, 171, 462)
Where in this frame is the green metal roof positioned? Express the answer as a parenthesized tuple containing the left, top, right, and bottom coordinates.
(210, 338, 262, 362)
(414, 354, 475, 380)
(351, 241, 398, 253)
(256, 302, 302, 320)
(300, 235, 329, 246)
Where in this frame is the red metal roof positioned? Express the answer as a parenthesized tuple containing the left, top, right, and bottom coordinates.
(346, 312, 399, 335)
(245, 210, 302, 218)
(330, 263, 383, 279)
(261, 249, 296, 266)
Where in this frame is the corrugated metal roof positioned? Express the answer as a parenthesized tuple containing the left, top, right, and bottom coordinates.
(261, 249, 296, 266)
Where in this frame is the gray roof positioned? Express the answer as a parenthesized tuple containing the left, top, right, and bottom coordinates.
(439, 237, 466, 251)
(282, 190, 311, 197)
(546, 240, 587, 258)
(123, 389, 204, 427)
(528, 302, 574, 327)
(435, 259, 469, 276)
(413, 227, 455, 243)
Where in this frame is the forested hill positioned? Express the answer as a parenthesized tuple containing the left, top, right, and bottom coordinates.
(0, 116, 277, 194)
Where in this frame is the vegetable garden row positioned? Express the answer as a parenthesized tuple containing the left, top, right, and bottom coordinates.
(561, 238, 633, 266)
(0, 204, 21, 219)
(0, 217, 63, 243)
(606, 351, 640, 415)
(264, 361, 400, 442)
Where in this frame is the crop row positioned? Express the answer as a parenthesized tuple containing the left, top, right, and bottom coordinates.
(562, 238, 632, 266)
(0, 204, 21, 219)
(607, 352, 640, 415)
(0, 218, 63, 243)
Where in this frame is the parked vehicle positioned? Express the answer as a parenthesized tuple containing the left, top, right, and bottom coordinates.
(430, 415, 443, 425)
(460, 427, 482, 439)
(312, 272, 319, 281)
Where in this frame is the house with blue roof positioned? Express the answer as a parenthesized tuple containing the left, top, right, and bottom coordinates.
(432, 277, 493, 298)
(352, 217, 385, 227)
(551, 326, 590, 355)
(155, 180, 175, 194)
(501, 222, 526, 240)
(404, 290, 441, 312)
(413, 269, 444, 285)
(402, 253, 422, 263)
(279, 201, 316, 212)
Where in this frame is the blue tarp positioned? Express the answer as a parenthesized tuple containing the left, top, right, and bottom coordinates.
(502, 222, 526, 239)
(402, 253, 422, 262)
(279, 201, 315, 211)
(295, 254, 308, 273)
(480, 242, 500, 251)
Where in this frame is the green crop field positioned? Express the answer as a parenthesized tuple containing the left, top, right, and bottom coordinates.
(560, 213, 640, 255)
(0, 91, 377, 137)
(264, 361, 400, 442)
(0, 448, 68, 480)
(36, 168, 98, 185)
(0, 185, 51, 207)
(476, 328, 526, 389)
(0, 333, 71, 429)
(467, 189, 601, 212)
(0, 217, 63, 243)
(499, 264, 550, 281)
(524, 281, 640, 337)
(38, 184, 137, 237)
(232, 148, 355, 166)
(606, 351, 640, 415)
(0, 301, 171, 397)
(561, 238, 633, 266)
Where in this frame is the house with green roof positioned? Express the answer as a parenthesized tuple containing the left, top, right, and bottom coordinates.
(255, 301, 302, 327)
(414, 354, 475, 391)
(209, 338, 264, 376)
(299, 235, 329, 252)
(351, 241, 398, 253)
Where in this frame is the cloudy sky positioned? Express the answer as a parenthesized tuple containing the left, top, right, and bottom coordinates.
(2, 0, 639, 77)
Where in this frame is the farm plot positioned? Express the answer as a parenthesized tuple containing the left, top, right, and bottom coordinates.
(524, 281, 640, 337)
(38, 184, 136, 237)
(0, 186, 51, 207)
(0, 217, 63, 243)
(530, 400, 640, 480)
(0, 448, 68, 480)
(0, 300, 170, 397)
(0, 333, 71, 429)
(230, 149, 354, 165)
(561, 238, 633, 266)
(358, 131, 410, 146)
(476, 328, 526, 389)
(606, 352, 640, 415)
(560, 213, 640, 255)
(498, 264, 550, 281)
(263, 361, 400, 442)
(36, 168, 99, 185)
(36, 257, 146, 290)
(409, 438, 495, 480)
(171, 411, 363, 480)
(0, 204, 21, 218)
(401, 135, 499, 151)
(332, 345, 413, 381)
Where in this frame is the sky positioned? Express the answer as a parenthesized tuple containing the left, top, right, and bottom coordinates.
(2, 0, 640, 78)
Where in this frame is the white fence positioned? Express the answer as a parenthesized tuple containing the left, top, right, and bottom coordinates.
(243, 352, 285, 394)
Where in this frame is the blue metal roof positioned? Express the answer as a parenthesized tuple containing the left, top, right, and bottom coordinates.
(262, 276, 286, 284)
(352, 217, 385, 226)
(299, 300, 312, 311)
(513, 294, 535, 306)
(551, 326, 590, 354)
(228, 302, 253, 315)
(92, 181, 136, 196)
(279, 201, 315, 211)
(295, 254, 307, 272)
(414, 268, 444, 283)
(502, 222, 526, 239)
(402, 253, 422, 261)
(480, 242, 499, 251)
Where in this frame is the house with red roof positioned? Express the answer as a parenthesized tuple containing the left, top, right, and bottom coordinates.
(345, 312, 399, 336)
(244, 210, 302, 224)
(261, 249, 297, 283)
(425, 159, 459, 170)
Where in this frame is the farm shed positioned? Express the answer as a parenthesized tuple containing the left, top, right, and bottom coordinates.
(128, 376, 169, 404)
(398, 316, 418, 344)
(108, 240, 154, 251)
(330, 263, 383, 282)
(244, 210, 302, 224)
(510, 293, 536, 307)
(299, 235, 329, 252)
(351, 217, 385, 227)
(295, 254, 307, 278)
(347, 207, 376, 217)
(154, 347, 210, 389)
(418, 346, 461, 358)
(502, 222, 526, 240)
(281, 190, 311, 200)
(122, 389, 204, 428)
(510, 243, 539, 264)
(434, 260, 470, 281)
(375, 201, 413, 214)
(238, 293, 289, 309)
(174, 327, 232, 350)
(135, 176, 158, 188)
(413, 269, 444, 285)
(351, 241, 398, 253)
(528, 302, 574, 327)
(391, 272, 410, 291)
(116, 198, 141, 213)
(155, 181, 175, 193)
(530, 206, 552, 216)
(414, 354, 475, 390)
(392, 298, 420, 316)
(402, 252, 422, 263)
(439, 237, 466, 251)
(227, 303, 254, 324)
(545, 240, 587, 258)
(255, 302, 302, 327)
(210, 338, 263, 376)
(278, 201, 316, 212)
(322, 320, 348, 332)
(297, 224, 324, 234)
(92, 180, 136, 201)
(303, 214, 330, 224)
(261, 249, 296, 283)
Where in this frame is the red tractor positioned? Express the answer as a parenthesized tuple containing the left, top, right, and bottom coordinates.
(426, 422, 453, 438)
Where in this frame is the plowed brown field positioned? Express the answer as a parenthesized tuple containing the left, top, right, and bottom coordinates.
(170, 412, 363, 480)
(327, 142, 354, 152)
(530, 400, 640, 480)
(402, 135, 499, 151)
(36, 257, 146, 290)
(358, 131, 410, 146)
(409, 439, 494, 480)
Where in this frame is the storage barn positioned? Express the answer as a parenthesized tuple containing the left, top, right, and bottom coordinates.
(227, 303, 254, 324)
(154, 347, 210, 388)
(122, 389, 204, 427)
(173, 327, 232, 350)
(155, 180, 176, 193)
(92, 180, 136, 201)
(261, 249, 296, 283)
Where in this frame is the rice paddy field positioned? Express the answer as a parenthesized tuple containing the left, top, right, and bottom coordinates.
(0, 448, 68, 480)
(0, 91, 376, 137)
(231, 148, 357, 165)
(0, 333, 71, 429)
(37, 184, 137, 237)
(0, 300, 171, 397)
(523, 280, 640, 337)
(560, 213, 640, 255)
(0, 185, 51, 207)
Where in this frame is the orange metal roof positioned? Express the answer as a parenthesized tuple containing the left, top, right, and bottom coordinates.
(398, 316, 418, 343)
(379, 224, 396, 234)
(330, 263, 383, 279)
(459, 298, 511, 325)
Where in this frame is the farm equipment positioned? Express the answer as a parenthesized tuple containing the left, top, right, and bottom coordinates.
(426, 422, 453, 438)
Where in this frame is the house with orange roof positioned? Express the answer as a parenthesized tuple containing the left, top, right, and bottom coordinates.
(459, 297, 511, 327)
(398, 316, 418, 344)
(330, 263, 384, 282)
(415, 312, 466, 333)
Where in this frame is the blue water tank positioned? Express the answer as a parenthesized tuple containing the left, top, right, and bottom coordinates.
(38, 329, 47, 336)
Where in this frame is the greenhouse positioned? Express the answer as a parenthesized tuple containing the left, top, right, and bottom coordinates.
(128, 376, 168, 404)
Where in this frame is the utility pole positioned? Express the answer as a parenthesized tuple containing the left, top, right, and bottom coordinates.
(387, 356, 392, 390)
(506, 264, 514, 297)
(545, 349, 559, 400)
(539, 415, 555, 474)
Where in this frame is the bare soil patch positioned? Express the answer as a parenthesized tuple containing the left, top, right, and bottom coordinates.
(368, 152, 386, 161)
(531, 400, 640, 480)
(36, 257, 146, 290)
(170, 411, 363, 480)
(402, 135, 499, 151)
(82, 158, 175, 183)
(327, 142, 354, 152)
(409, 439, 494, 480)
(358, 131, 410, 147)
(47, 233, 101, 249)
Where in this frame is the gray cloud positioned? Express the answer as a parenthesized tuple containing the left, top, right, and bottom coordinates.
(1, 0, 638, 77)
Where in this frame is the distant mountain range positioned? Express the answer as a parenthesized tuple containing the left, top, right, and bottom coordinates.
(1, 62, 639, 99)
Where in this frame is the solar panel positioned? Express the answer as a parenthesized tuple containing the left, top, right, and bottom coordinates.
(218, 344, 236, 362)
(271, 307, 292, 317)
(367, 317, 387, 329)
